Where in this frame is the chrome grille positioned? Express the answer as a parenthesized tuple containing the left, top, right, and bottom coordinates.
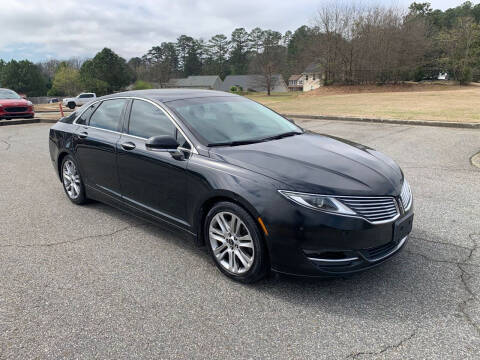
(400, 180, 412, 211)
(338, 196, 399, 223)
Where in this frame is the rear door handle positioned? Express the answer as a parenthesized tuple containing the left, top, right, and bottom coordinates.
(78, 131, 88, 139)
(121, 142, 136, 151)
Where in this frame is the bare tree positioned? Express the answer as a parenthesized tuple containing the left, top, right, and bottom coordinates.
(312, 2, 429, 85)
(250, 30, 285, 95)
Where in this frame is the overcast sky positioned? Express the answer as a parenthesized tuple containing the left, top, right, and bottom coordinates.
(0, 0, 473, 62)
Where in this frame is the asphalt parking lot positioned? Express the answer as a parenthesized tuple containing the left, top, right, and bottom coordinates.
(1, 121, 479, 359)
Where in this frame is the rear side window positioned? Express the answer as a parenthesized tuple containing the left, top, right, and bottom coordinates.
(59, 111, 77, 124)
(89, 99, 128, 132)
(128, 100, 175, 139)
(76, 104, 98, 125)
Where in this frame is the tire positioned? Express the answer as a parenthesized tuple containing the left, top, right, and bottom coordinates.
(61, 155, 87, 205)
(205, 202, 268, 283)
(67, 102, 76, 109)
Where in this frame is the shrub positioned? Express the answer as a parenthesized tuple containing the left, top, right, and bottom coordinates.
(458, 67, 472, 85)
(132, 80, 154, 90)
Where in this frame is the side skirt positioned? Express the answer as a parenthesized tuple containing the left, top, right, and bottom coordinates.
(85, 185, 198, 243)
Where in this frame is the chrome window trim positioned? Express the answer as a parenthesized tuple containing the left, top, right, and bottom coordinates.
(278, 190, 401, 225)
(72, 96, 198, 154)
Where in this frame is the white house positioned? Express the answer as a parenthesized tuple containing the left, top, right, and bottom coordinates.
(301, 63, 323, 92)
(288, 63, 323, 92)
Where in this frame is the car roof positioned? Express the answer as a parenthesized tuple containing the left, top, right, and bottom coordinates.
(99, 89, 236, 103)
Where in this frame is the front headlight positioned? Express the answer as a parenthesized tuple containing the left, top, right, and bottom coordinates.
(278, 190, 356, 215)
(27, 101, 33, 106)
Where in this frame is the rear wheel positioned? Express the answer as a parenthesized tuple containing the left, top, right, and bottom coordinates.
(205, 202, 267, 283)
(61, 155, 87, 205)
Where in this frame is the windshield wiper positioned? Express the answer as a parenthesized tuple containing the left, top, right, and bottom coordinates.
(259, 131, 303, 142)
(208, 139, 263, 147)
(208, 131, 303, 147)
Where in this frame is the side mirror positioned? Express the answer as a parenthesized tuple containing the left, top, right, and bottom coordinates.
(146, 135, 179, 152)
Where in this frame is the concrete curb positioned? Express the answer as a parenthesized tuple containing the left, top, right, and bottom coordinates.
(0, 119, 40, 126)
(471, 152, 480, 169)
(283, 114, 480, 129)
(0, 118, 57, 126)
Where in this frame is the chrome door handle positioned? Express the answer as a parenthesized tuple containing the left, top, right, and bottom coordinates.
(121, 142, 136, 150)
(78, 131, 88, 139)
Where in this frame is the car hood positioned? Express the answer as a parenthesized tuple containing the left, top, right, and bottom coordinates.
(0, 99, 29, 106)
(209, 132, 404, 196)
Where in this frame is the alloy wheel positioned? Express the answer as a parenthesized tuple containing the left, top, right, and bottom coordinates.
(209, 211, 255, 274)
(63, 160, 81, 199)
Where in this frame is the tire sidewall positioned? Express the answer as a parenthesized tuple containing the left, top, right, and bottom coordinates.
(204, 202, 267, 283)
(61, 155, 86, 205)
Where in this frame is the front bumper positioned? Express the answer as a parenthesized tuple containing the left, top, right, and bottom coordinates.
(262, 195, 414, 277)
(0, 108, 34, 119)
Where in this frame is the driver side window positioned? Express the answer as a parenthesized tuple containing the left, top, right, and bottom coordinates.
(128, 100, 175, 139)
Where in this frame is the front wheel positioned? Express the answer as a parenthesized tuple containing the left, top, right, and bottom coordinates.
(67, 102, 76, 109)
(205, 202, 268, 283)
(61, 155, 87, 205)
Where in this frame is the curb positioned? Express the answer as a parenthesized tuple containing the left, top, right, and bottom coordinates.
(283, 114, 480, 129)
(0, 118, 57, 126)
(471, 152, 480, 169)
(0, 119, 40, 126)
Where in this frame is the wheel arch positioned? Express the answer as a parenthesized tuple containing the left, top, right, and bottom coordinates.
(57, 151, 70, 181)
(194, 191, 263, 247)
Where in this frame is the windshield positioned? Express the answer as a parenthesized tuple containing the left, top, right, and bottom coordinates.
(0, 89, 21, 100)
(165, 96, 302, 146)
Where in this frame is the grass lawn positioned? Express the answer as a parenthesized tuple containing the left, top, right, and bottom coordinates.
(246, 84, 480, 123)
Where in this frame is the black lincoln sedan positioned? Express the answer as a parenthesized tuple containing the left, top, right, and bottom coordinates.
(49, 89, 413, 283)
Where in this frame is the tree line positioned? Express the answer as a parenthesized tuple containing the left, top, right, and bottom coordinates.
(1, 1, 480, 97)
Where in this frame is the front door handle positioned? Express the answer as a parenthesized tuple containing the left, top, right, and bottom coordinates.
(78, 131, 88, 139)
(121, 142, 136, 151)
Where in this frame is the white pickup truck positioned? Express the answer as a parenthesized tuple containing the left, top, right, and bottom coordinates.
(62, 93, 96, 109)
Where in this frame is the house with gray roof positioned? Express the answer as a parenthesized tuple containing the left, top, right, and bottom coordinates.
(168, 75, 223, 90)
(299, 63, 323, 92)
(221, 74, 288, 93)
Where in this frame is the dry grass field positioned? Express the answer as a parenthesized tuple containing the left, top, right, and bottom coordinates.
(247, 83, 480, 123)
(32, 83, 480, 123)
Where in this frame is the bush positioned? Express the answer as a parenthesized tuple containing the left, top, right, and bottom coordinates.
(414, 67, 425, 82)
(230, 85, 243, 92)
(458, 67, 472, 85)
(132, 80, 153, 90)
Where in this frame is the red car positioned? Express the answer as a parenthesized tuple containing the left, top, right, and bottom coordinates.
(0, 88, 35, 120)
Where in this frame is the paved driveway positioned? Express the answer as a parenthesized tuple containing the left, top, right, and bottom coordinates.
(1, 121, 479, 359)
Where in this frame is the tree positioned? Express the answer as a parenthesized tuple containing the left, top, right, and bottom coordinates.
(176, 35, 196, 76)
(184, 39, 203, 76)
(80, 48, 134, 94)
(0, 60, 47, 96)
(437, 16, 480, 84)
(229, 28, 250, 74)
(48, 62, 82, 96)
(251, 30, 285, 95)
(141, 42, 179, 83)
(206, 34, 230, 78)
(249, 27, 265, 54)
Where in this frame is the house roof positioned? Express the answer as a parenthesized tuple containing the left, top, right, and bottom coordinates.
(288, 74, 302, 81)
(169, 75, 222, 88)
(221, 74, 287, 92)
(303, 63, 322, 74)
